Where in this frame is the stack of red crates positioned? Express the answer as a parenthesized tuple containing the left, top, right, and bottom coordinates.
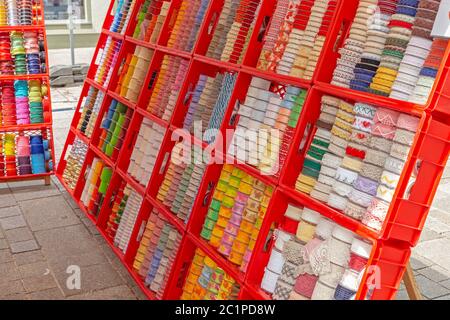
(57, 0, 450, 300)
(0, 0, 55, 183)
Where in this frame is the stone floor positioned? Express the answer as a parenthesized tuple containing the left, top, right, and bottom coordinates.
(1, 49, 450, 300)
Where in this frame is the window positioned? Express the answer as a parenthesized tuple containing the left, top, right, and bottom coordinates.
(44, 0, 87, 22)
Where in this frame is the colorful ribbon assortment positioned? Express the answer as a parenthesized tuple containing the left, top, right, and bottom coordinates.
(0, 0, 40, 26)
(296, 95, 419, 232)
(0, 80, 46, 126)
(200, 165, 273, 272)
(114, 46, 153, 103)
(0, 131, 52, 176)
(183, 72, 238, 141)
(181, 249, 241, 300)
(261, 205, 373, 300)
(80, 157, 113, 217)
(257, 0, 337, 81)
(109, 0, 136, 34)
(94, 37, 123, 87)
(332, 0, 447, 104)
(156, 144, 207, 223)
(133, 209, 182, 298)
(128, 118, 166, 187)
(77, 87, 105, 139)
(230, 77, 306, 176)
(133, 0, 170, 43)
(206, 0, 261, 64)
(146, 55, 189, 121)
(62, 137, 89, 190)
(166, 0, 209, 52)
(98, 100, 132, 162)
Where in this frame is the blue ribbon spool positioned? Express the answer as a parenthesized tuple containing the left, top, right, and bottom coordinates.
(31, 154, 46, 174)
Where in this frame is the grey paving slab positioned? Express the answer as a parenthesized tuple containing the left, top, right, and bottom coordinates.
(10, 239, 40, 254)
(440, 279, 450, 290)
(20, 196, 80, 232)
(18, 261, 51, 279)
(0, 262, 21, 283)
(415, 275, 450, 299)
(0, 238, 8, 250)
(34, 224, 103, 259)
(13, 250, 46, 266)
(0, 206, 22, 219)
(66, 285, 137, 300)
(5, 227, 34, 243)
(0, 215, 27, 231)
(22, 274, 58, 293)
(8, 180, 61, 202)
(52, 262, 125, 297)
(418, 265, 450, 283)
(26, 288, 65, 300)
(415, 238, 450, 271)
(0, 280, 25, 298)
(0, 191, 17, 209)
(0, 249, 14, 263)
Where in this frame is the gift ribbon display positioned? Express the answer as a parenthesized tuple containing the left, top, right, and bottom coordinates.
(257, 0, 337, 81)
(146, 55, 189, 121)
(98, 100, 132, 162)
(80, 157, 113, 217)
(200, 164, 273, 270)
(230, 77, 306, 177)
(94, 37, 123, 87)
(62, 137, 88, 190)
(0, 0, 41, 26)
(183, 72, 238, 143)
(0, 131, 51, 176)
(206, 0, 262, 64)
(132, 0, 170, 43)
(296, 93, 419, 232)
(128, 118, 166, 187)
(133, 208, 182, 299)
(109, 0, 135, 34)
(114, 46, 153, 103)
(77, 87, 105, 138)
(331, 0, 447, 105)
(0, 80, 46, 126)
(166, 0, 209, 52)
(156, 144, 207, 223)
(112, 183, 144, 253)
(261, 205, 373, 300)
(181, 249, 240, 300)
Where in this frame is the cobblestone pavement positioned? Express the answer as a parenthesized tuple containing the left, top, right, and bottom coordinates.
(1, 49, 449, 300)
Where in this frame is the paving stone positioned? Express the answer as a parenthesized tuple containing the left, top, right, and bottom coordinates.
(8, 180, 60, 202)
(424, 216, 450, 234)
(432, 195, 450, 213)
(35, 224, 101, 260)
(0, 280, 25, 297)
(440, 279, 450, 290)
(13, 250, 46, 266)
(418, 265, 450, 283)
(67, 285, 136, 300)
(433, 294, 450, 300)
(10, 240, 40, 254)
(0, 206, 21, 218)
(5, 227, 34, 243)
(51, 75, 75, 87)
(0, 262, 21, 283)
(0, 215, 27, 230)
(410, 256, 434, 271)
(0, 249, 13, 263)
(27, 288, 65, 300)
(0, 238, 8, 249)
(415, 275, 450, 299)
(53, 263, 124, 297)
(430, 208, 450, 226)
(415, 238, 450, 271)
(47, 251, 108, 270)
(22, 274, 58, 292)
(418, 229, 443, 242)
(21, 196, 80, 232)
(0, 191, 16, 209)
(395, 289, 410, 300)
(50, 65, 74, 77)
(18, 261, 50, 278)
(0, 227, 4, 239)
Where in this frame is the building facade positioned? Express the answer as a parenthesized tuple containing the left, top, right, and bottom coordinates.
(44, 0, 109, 49)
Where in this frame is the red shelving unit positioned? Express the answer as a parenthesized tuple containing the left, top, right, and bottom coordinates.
(0, 0, 55, 185)
(57, 0, 450, 300)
